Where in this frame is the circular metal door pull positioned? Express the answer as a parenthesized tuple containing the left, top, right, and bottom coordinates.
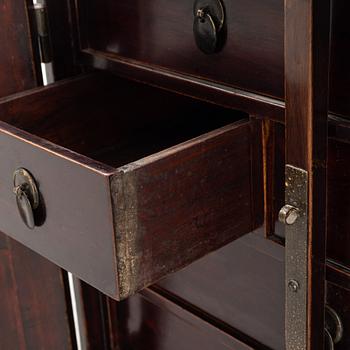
(193, 0, 225, 54)
(13, 168, 40, 229)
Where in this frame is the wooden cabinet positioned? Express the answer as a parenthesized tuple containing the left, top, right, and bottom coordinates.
(1, 0, 350, 349)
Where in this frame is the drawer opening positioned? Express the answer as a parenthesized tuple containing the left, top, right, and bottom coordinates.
(0, 74, 248, 167)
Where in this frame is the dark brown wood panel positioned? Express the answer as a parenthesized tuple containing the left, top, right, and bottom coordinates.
(6, 238, 74, 349)
(0, 0, 37, 95)
(112, 289, 254, 350)
(80, 282, 112, 349)
(73, 0, 350, 121)
(285, 0, 331, 348)
(77, 0, 284, 99)
(0, 235, 26, 349)
(85, 243, 350, 350)
(328, 139, 350, 268)
(0, 120, 117, 297)
(329, 0, 350, 119)
(0, 73, 246, 154)
(156, 230, 285, 350)
(0, 234, 74, 349)
(81, 49, 286, 123)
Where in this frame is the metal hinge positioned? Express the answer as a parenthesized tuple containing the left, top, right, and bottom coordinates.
(33, 0, 54, 85)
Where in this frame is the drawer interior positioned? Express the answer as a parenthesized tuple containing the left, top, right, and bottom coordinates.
(0, 74, 247, 167)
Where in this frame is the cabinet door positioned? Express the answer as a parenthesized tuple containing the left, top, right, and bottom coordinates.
(283, 0, 331, 349)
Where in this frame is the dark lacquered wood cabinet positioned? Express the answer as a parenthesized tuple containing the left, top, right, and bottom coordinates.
(1, 0, 349, 349)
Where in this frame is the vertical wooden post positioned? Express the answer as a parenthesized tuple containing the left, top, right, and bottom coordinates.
(284, 0, 331, 349)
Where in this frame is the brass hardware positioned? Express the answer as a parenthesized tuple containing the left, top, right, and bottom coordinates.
(13, 168, 40, 229)
(193, 0, 226, 54)
(281, 165, 308, 350)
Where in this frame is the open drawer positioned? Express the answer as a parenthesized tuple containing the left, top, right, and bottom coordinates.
(0, 74, 262, 300)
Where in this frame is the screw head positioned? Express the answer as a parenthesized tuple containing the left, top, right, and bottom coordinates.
(288, 279, 300, 293)
(279, 205, 300, 225)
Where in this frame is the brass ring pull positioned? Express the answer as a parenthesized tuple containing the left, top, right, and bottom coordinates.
(13, 168, 39, 229)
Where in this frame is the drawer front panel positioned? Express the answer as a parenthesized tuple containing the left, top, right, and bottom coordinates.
(79, 0, 284, 98)
(0, 123, 118, 297)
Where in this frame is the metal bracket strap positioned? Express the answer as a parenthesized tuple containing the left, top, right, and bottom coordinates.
(280, 165, 308, 350)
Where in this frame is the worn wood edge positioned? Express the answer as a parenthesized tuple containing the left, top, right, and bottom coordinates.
(109, 120, 253, 300)
(0, 121, 115, 175)
(80, 49, 286, 121)
(109, 171, 139, 300)
(0, 73, 98, 105)
(116, 119, 250, 174)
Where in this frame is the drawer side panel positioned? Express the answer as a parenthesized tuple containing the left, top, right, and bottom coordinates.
(111, 121, 258, 299)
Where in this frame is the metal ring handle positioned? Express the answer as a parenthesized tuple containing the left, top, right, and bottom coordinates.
(193, 0, 225, 54)
(325, 328, 334, 350)
(326, 305, 344, 344)
(13, 168, 39, 229)
(193, 10, 218, 54)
